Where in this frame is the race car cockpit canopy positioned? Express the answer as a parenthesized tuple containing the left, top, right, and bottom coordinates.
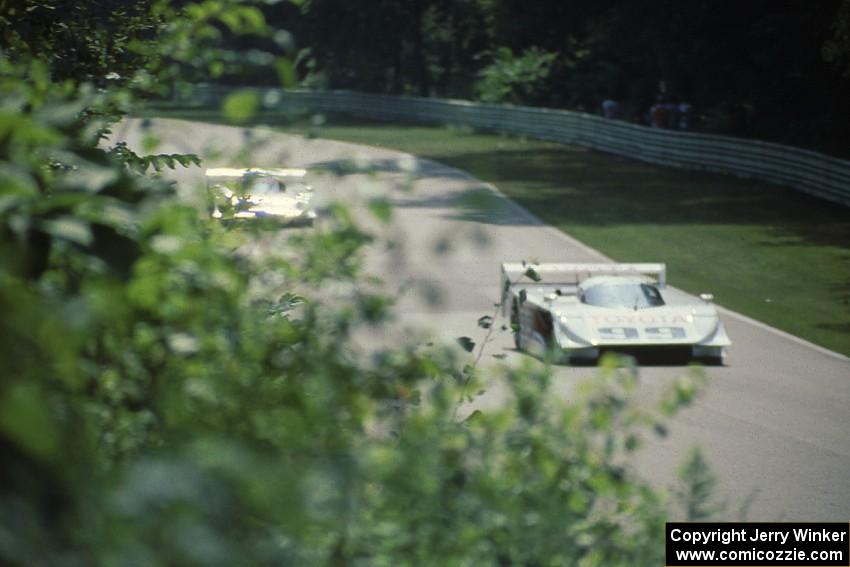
(499, 262, 667, 317)
(243, 175, 282, 194)
(579, 277, 665, 309)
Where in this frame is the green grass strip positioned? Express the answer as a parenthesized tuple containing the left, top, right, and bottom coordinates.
(141, 107, 850, 356)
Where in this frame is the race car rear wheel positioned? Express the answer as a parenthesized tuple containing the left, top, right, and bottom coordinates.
(696, 346, 727, 366)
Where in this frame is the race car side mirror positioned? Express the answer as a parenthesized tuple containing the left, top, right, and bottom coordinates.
(699, 293, 714, 303)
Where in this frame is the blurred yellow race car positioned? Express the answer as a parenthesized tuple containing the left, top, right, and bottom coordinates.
(205, 167, 316, 224)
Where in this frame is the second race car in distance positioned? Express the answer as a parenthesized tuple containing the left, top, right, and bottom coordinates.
(501, 262, 731, 365)
(205, 167, 316, 224)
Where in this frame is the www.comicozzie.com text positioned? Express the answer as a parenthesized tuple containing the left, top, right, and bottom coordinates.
(673, 547, 844, 564)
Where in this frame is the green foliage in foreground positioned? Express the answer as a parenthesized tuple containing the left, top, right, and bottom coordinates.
(0, 63, 719, 567)
(1, 0, 718, 560)
(153, 110, 848, 356)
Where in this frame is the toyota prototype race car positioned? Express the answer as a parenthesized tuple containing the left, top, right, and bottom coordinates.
(205, 167, 316, 224)
(501, 262, 731, 365)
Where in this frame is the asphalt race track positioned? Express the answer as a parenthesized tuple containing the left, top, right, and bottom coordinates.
(117, 118, 850, 521)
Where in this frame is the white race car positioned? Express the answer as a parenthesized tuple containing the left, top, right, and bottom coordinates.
(501, 262, 731, 365)
(205, 167, 316, 224)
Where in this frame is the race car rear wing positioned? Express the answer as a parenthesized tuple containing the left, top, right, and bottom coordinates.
(205, 167, 308, 180)
(500, 262, 667, 315)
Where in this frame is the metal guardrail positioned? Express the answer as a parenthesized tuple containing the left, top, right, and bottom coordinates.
(178, 85, 850, 206)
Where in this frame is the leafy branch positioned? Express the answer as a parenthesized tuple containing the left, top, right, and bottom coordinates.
(453, 261, 542, 419)
(108, 141, 202, 174)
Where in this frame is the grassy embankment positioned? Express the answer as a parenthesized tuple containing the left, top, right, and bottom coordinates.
(141, 107, 850, 356)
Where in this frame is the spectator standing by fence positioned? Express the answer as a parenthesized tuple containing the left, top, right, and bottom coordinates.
(649, 95, 667, 128)
(601, 98, 620, 119)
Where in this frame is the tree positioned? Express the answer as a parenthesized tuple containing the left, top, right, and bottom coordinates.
(823, 0, 850, 77)
(476, 46, 557, 104)
(282, 0, 850, 156)
(0, 0, 162, 86)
